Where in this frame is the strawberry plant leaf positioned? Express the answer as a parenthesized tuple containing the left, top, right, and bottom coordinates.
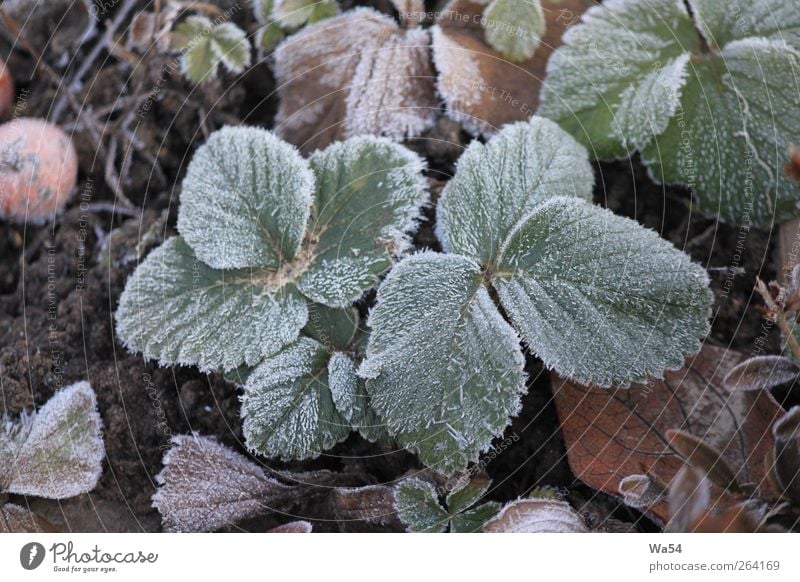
(436, 117, 593, 265)
(3, 382, 104, 499)
(241, 337, 351, 459)
(304, 304, 359, 352)
(177, 126, 314, 271)
(273, 0, 339, 28)
(493, 196, 712, 387)
(540, 0, 800, 225)
(483, 0, 544, 62)
(174, 16, 251, 84)
(359, 252, 525, 474)
(297, 137, 428, 307)
(328, 352, 388, 443)
(116, 237, 308, 371)
(394, 479, 449, 533)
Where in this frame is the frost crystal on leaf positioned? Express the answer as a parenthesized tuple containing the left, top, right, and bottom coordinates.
(360, 252, 526, 474)
(173, 16, 251, 84)
(272, 0, 339, 28)
(2, 382, 104, 499)
(177, 126, 315, 271)
(483, 498, 588, 532)
(304, 304, 359, 351)
(298, 137, 428, 306)
(273, 7, 437, 152)
(394, 476, 500, 532)
(0, 503, 53, 533)
(115, 237, 308, 372)
(540, 0, 800, 225)
(241, 338, 351, 459)
(482, 0, 544, 62)
(152, 434, 291, 532)
(436, 117, 594, 264)
(493, 196, 712, 388)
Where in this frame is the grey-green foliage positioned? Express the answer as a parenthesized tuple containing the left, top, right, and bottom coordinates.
(539, 0, 800, 226)
(360, 116, 711, 474)
(252, 0, 339, 51)
(1, 382, 104, 499)
(173, 15, 251, 84)
(483, 0, 544, 62)
(117, 127, 423, 459)
(394, 477, 501, 533)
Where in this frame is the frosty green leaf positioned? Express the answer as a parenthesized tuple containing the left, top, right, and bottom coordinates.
(273, 0, 339, 28)
(2, 382, 104, 499)
(241, 338, 350, 459)
(304, 304, 359, 351)
(436, 117, 593, 264)
(394, 477, 500, 533)
(328, 352, 388, 443)
(540, 0, 800, 225)
(178, 126, 315, 270)
(483, 0, 544, 62)
(360, 252, 525, 474)
(493, 197, 712, 387)
(298, 137, 428, 307)
(173, 16, 251, 84)
(116, 237, 308, 372)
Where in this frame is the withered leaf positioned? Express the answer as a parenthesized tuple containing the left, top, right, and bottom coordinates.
(0, 503, 56, 533)
(618, 474, 665, 509)
(666, 429, 741, 492)
(483, 498, 588, 533)
(152, 434, 293, 532)
(772, 406, 800, 504)
(552, 345, 785, 522)
(432, 0, 591, 136)
(723, 355, 800, 391)
(330, 485, 405, 532)
(273, 7, 437, 153)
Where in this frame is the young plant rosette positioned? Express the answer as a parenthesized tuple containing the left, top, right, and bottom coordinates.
(116, 126, 426, 459)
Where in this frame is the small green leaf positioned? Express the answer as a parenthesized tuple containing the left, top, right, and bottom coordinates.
(297, 136, 428, 307)
(483, 0, 544, 61)
(538, 0, 699, 158)
(451, 502, 501, 533)
(3, 382, 104, 499)
(493, 197, 712, 388)
(116, 237, 308, 372)
(273, 0, 339, 28)
(328, 352, 388, 442)
(175, 16, 251, 84)
(437, 117, 593, 265)
(446, 477, 491, 514)
(241, 337, 350, 459)
(360, 252, 526, 475)
(177, 126, 315, 271)
(303, 303, 359, 351)
(394, 479, 449, 533)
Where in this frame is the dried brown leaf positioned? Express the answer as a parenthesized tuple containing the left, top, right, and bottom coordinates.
(330, 484, 405, 532)
(772, 406, 800, 504)
(0, 503, 56, 533)
(432, 0, 590, 136)
(666, 429, 741, 492)
(483, 498, 588, 533)
(618, 474, 665, 509)
(552, 345, 785, 522)
(269, 520, 313, 533)
(723, 355, 800, 391)
(273, 7, 437, 153)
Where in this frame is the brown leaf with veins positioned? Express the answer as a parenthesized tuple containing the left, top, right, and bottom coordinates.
(273, 7, 437, 153)
(483, 498, 588, 533)
(330, 484, 405, 532)
(552, 345, 786, 523)
(432, 0, 591, 136)
(0, 503, 56, 533)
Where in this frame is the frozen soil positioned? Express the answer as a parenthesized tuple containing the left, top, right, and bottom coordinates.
(0, 1, 786, 532)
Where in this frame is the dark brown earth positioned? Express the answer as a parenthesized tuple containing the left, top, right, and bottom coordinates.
(0, 0, 789, 532)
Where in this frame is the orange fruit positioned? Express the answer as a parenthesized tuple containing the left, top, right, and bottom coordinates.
(0, 118, 78, 223)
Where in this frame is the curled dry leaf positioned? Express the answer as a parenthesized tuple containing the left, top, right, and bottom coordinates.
(432, 0, 591, 136)
(772, 406, 800, 504)
(665, 429, 741, 492)
(330, 485, 405, 532)
(269, 520, 313, 533)
(723, 355, 800, 391)
(552, 345, 785, 522)
(618, 475, 665, 509)
(0, 57, 14, 118)
(152, 434, 293, 532)
(0, 503, 56, 533)
(483, 498, 588, 533)
(274, 7, 437, 153)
